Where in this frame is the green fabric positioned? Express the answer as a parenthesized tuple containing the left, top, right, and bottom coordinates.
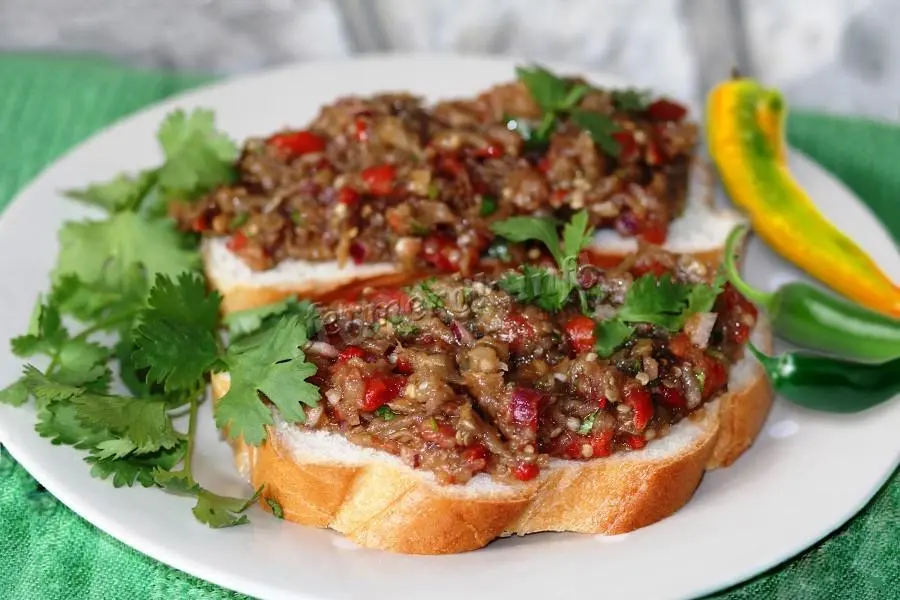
(0, 53, 897, 600)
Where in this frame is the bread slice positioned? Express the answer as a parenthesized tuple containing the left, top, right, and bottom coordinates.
(204, 161, 745, 314)
(209, 318, 772, 554)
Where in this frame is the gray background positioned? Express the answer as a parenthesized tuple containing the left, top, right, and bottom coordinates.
(2, 0, 899, 119)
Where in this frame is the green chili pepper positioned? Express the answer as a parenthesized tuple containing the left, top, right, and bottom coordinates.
(749, 345, 900, 413)
(725, 225, 900, 362)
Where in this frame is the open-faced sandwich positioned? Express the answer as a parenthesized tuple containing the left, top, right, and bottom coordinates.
(211, 215, 772, 553)
(170, 66, 742, 313)
(2, 66, 783, 556)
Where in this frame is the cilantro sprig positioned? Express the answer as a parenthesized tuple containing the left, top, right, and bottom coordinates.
(594, 272, 726, 357)
(1, 108, 322, 529)
(491, 210, 593, 312)
(514, 65, 620, 155)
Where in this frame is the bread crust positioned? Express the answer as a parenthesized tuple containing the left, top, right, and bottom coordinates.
(209, 320, 773, 554)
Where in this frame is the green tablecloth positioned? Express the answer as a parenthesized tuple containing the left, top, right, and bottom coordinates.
(0, 53, 897, 600)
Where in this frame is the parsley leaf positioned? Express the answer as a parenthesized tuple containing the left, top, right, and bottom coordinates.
(64, 170, 159, 214)
(594, 320, 635, 357)
(54, 212, 198, 289)
(131, 273, 222, 392)
(569, 110, 620, 156)
(224, 296, 321, 340)
(215, 315, 319, 445)
(156, 109, 238, 198)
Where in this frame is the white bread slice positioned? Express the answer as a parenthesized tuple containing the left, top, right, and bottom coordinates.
(210, 318, 772, 554)
(204, 161, 744, 314)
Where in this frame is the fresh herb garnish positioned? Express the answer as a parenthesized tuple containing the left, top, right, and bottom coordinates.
(230, 212, 249, 229)
(387, 315, 420, 337)
(569, 111, 621, 156)
(2, 109, 318, 529)
(223, 296, 321, 341)
(593, 273, 725, 357)
(578, 411, 598, 435)
(480, 195, 499, 217)
(215, 314, 320, 446)
(611, 88, 651, 112)
(491, 210, 593, 312)
(266, 497, 285, 519)
(410, 222, 431, 236)
(375, 405, 397, 421)
(290, 210, 303, 225)
(514, 65, 620, 155)
(64, 108, 238, 216)
(411, 279, 444, 310)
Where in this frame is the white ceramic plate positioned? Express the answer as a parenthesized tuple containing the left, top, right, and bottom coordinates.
(0, 55, 898, 600)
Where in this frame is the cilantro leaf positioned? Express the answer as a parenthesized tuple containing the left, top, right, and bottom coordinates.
(617, 274, 693, 329)
(87, 444, 185, 488)
(686, 272, 726, 315)
(156, 109, 238, 197)
(611, 88, 651, 112)
(56, 339, 111, 390)
(410, 279, 444, 310)
(64, 170, 158, 214)
(50, 271, 148, 323)
(11, 301, 67, 358)
(70, 394, 181, 454)
(515, 65, 572, 112)
(131, 273, 222, 392)
(223, 296, 320, 340)
(562, 210, 593, 259)
(54, 212, 198, 290)
(375, 405, 397, 421)
(578, 410, 598, 435)
(570, 110, 620, 156)
(490, 216, 563, 266)
(266, 497, 285, 519)
(22, 365, 86, 404)
(500, 266, 573, 313)
(0, 379, 29, 407)
(594, 320, 635, 357)
(193, 486, 261, 528)
(35, 403, 108, 448)
(216, 315, 320, 445)
(387, 315, 420, 337)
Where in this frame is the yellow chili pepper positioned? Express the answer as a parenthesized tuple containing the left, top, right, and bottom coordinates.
(706, 78, 900, 317)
